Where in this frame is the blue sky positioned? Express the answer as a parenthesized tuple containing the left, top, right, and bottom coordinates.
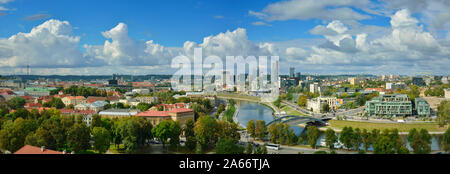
(0, 0, 449, 75)
(1, 0, 333, 46)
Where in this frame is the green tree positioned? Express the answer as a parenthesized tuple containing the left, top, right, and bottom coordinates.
(297, 95, 308, 107)
(92, 127, 111, 154)
(0, 118, 37, 152)
(352, 128, 362, 151)
(255, 120, 266, 140)
(361, 129, 371, 151)
(133, 117, 153, 146)
(247, 119, 256, 138)
(67, 123, 91, 153)
(91, 115, 103, 128)
(169, 121, 182, 148)
(245, 143, 253, 154)
(408, 128, 432, 154)
(373, 130, 396, 154)
(152, 120, 172, 148)
(339, 127, 354, 150)
(215, 138, 244, 154)
(119, 119, 138, 153)
(437, 100, 450, 126)
(217, 120, 240, 142)
(184, 119, 196, 151)
(442, 127, 450, 152)
(321, 103, 330, 113)
(9, 97, 26, 110)
(273, 97, 281, 108)
(194, 116, 219, 148)
(136, 103, 152, 111)
(325, 128, 338, 149)
(307, 126, 320, 149)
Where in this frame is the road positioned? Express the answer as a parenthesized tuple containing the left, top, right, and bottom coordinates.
(282, 100, 365, 118)
(238, 131, 357, 154)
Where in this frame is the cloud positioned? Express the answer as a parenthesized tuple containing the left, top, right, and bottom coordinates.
(213, 15, 224, 19)
(0, 19, 97, 68)
(0, 0, 14, 12)
(0, 0, 14, 3)
(1, 9, 449, 76)
(380, 0, 450, 31)
(23, 14, 51, 21)
(249, 0, 372, 22)
(296, 9, 450, 74)
(0, 12, 6, 17)
(84, 23, 176, 66)
(251, 21, 272, 27)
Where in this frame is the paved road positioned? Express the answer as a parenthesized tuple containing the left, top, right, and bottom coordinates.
(282, 100, 365, 118)
(239, 131, 357, 154)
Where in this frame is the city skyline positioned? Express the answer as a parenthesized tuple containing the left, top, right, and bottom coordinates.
(0, 0, 449, 75)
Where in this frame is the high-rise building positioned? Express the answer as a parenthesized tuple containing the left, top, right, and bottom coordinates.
(289, 67, 295, 78)
(348, 78, 357, 85)
(310, 83, 319, 93)
(412, 77, 425, 86)
(295, 72, 301, 79)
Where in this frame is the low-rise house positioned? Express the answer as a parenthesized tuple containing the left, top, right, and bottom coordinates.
(135, 108, 194, 126)
(21, 95, 35, 103)
(74, 103, 90, 111)
(24, 102, 42, 109)
(86, 96, 107, 104)
(59, 109, 96, 126)
(14, 145, 65, 154)
(415, 98, 431, 117)
(132, 89, 150, 95)
(98, 109, 139, 118)
(307, 97, 337, 113)
(134, 96, 158, 104)
(0, 88, 16, 101)
(24, 87, 54, 97)
(152, 103, 188, 111)
(62, 96, 86, 106)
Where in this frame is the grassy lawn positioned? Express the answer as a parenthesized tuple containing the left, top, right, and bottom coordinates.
(108, 144, 125, 154)
(280, 104, 305, 116)
(329, 120, 449, 132)
(217, 93, 260, 101)
(223, 104, 236, 122)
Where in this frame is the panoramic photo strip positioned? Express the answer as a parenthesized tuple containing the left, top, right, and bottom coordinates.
(0, 0, 449, 172)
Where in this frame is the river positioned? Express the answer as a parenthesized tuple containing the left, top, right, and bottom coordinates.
(236, 101, 443, 151)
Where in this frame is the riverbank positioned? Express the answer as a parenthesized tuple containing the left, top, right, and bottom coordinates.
(326, 120, 448, 134)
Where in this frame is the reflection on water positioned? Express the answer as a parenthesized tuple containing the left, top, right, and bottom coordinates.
(237, 101, 275, 126)
(236, 100, 442, 151)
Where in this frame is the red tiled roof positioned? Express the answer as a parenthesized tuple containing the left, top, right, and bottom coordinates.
(132, 82, 155, 87)
(64, 96, 86, 100)
(168, 108, 193, 113)
(0, 89, 14, 95)
(59, 108, 75, 114)
(59, 109, 95, 115)
(14, 145, 64, 154)
(136, 111, 170, 117)
(86, 96, 107, 103)
(24, 103, 42, 108)
(21, 95, 34, 100)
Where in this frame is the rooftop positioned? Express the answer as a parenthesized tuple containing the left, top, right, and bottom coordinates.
(14, 145, 64, 154)
(136, 111, 170, 117)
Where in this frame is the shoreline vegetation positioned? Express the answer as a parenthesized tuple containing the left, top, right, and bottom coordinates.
(327, 120, 448, 134)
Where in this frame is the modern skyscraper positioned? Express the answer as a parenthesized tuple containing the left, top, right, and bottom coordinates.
(289, 67, 295, 78)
